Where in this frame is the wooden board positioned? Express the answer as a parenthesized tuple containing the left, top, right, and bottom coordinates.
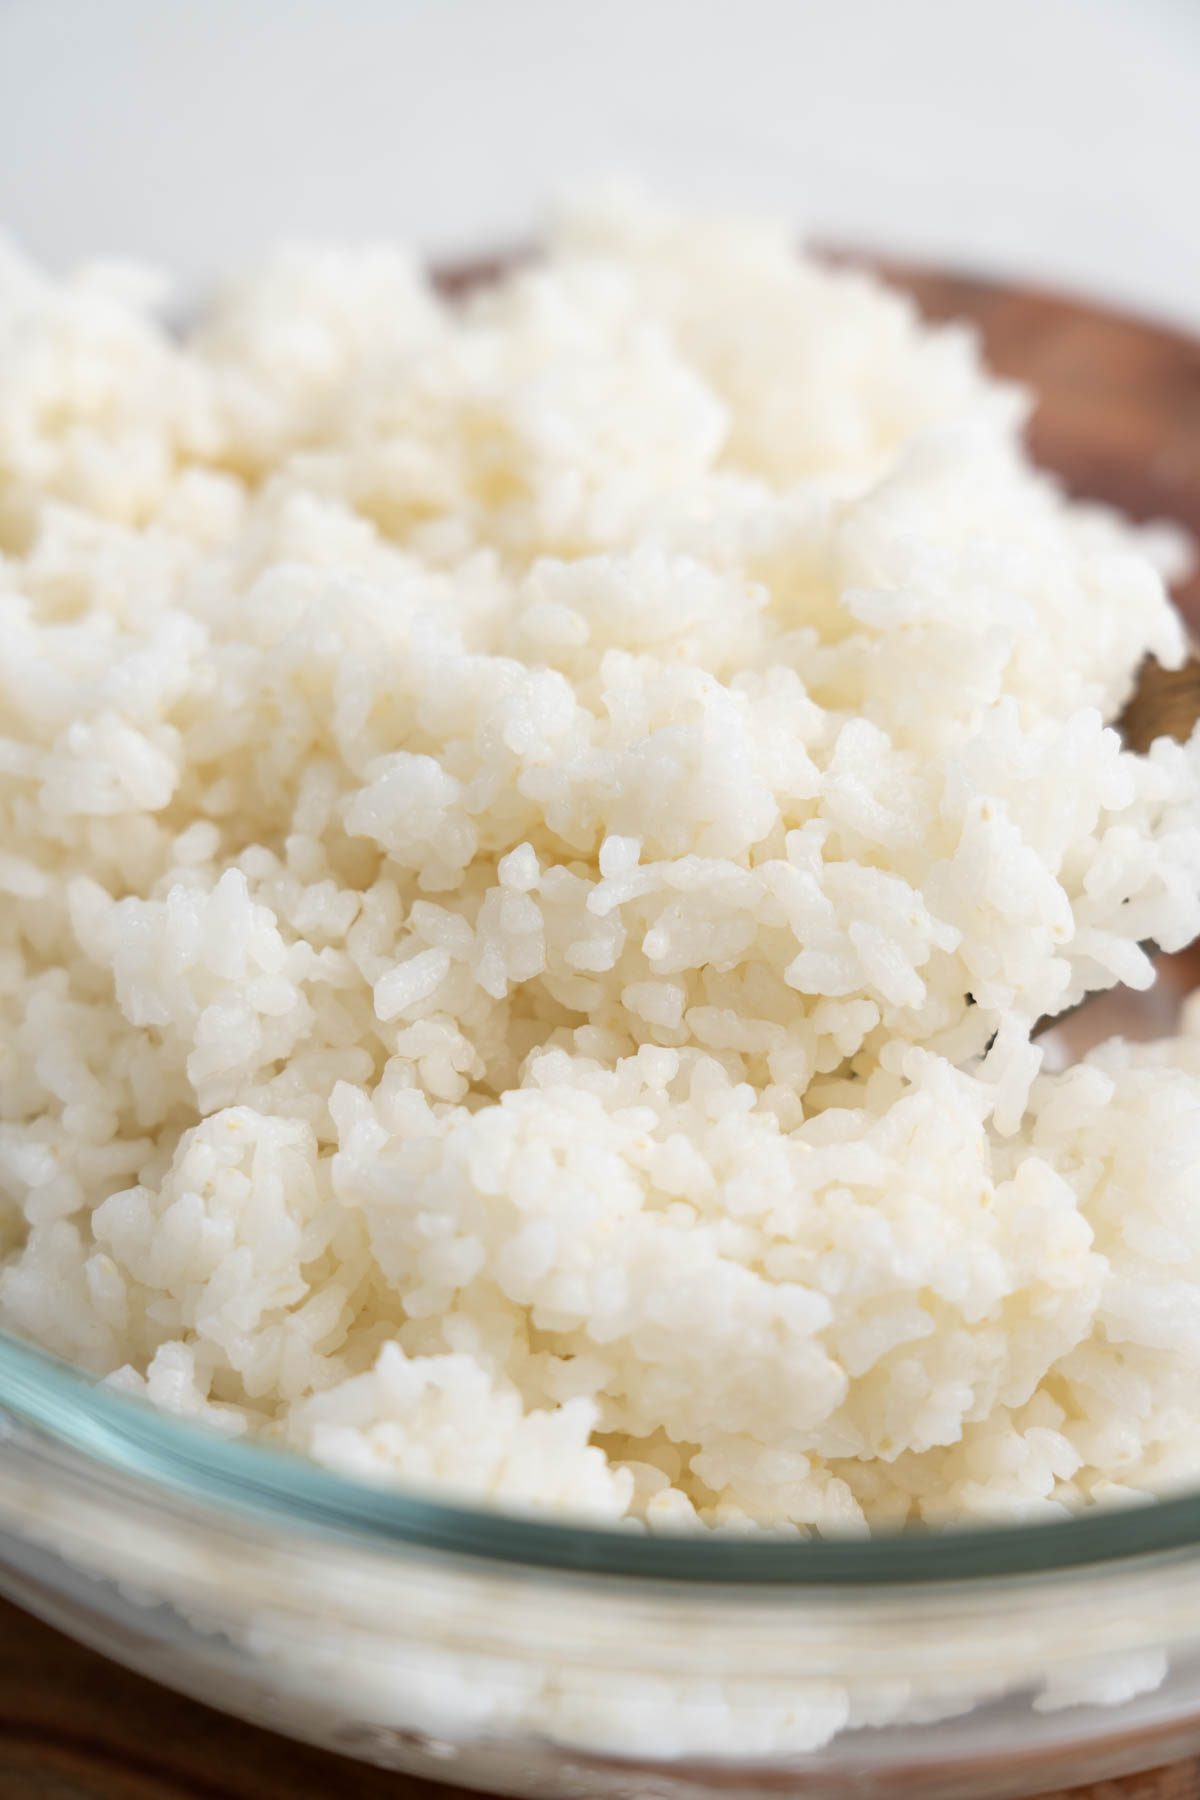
(2, 262, 1199, 1798)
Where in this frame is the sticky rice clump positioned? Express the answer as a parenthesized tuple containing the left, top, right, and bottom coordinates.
(2, 193, 1200, 1533)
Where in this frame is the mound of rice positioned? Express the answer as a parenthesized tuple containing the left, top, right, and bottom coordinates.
(2, 192, 1200, 1533)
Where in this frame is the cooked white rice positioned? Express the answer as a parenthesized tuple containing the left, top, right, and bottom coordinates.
(2, 192, 1199, 1533)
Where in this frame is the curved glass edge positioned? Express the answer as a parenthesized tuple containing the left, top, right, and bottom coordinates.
(5, 1331, 1200, 1586)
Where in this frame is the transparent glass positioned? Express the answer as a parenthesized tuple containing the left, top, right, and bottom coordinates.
(5, 1342, 1200, 1800)
(3, 946, 1200, 1800)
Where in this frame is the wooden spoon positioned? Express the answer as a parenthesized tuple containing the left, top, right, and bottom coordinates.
(1029, 646, 1200, 1044)
(1117, 648, 1200, 754)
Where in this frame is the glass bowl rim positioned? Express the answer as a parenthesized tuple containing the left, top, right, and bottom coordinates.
(6, 1329, 1200, 1587)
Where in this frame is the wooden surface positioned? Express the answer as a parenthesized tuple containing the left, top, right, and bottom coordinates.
(3, 264, 1200, 1798)
(0, 1596, 458, 1800)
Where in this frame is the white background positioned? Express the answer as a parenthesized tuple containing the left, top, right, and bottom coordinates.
(0, 0, 1197, 329)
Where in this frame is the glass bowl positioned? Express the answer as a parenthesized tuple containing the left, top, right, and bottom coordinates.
(6, 1284, 1200, 1800)
(2, 263, 1200, 1800)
